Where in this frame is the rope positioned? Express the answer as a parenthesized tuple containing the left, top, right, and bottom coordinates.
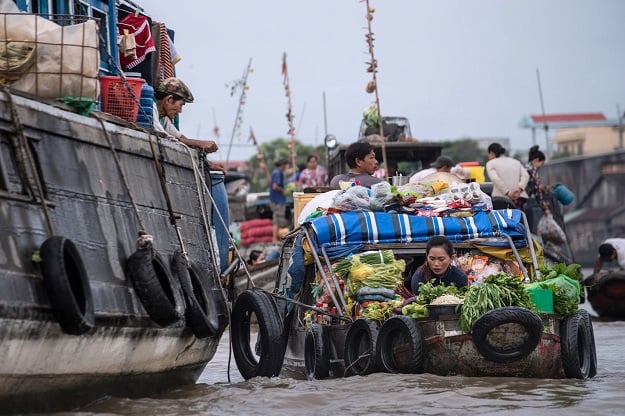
(0, 84, 54, 236)
(93, 114, 153, 248)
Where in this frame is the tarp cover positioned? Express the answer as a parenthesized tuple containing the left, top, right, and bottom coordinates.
(308, 209, 526, 248)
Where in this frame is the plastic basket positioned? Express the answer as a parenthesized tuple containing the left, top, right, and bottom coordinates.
(99, 75, 144, 122)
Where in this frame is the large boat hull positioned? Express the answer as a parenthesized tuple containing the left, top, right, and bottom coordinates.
(0, 88, 229, 412)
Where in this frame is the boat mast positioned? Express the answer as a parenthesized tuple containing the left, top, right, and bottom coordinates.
(364, 0, 388, 177)
(281, 52, 297, 173)
(225, 57, 253, 164)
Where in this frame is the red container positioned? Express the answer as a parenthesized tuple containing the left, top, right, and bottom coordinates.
(99, 75, 144, 122)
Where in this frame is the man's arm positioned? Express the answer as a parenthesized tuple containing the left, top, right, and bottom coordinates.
(593, 257, 603, 274)
(179, 134, 218, 153)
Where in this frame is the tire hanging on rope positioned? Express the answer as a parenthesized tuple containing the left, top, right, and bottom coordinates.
(560, 311, 593, 379)
(39, 236, 94, 335)
(304, 322, 330, 380)
(343, 318, 381, 376)
(377, 315, 424, 374)
(127, 247, 183, 326)
(231, 289, 286, 379)
(471, 307, 543, 363)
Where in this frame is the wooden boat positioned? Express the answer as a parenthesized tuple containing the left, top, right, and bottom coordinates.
(230, 206, 597, 381)
(586, 270, 625, 319)
(0, 1, 230, 412)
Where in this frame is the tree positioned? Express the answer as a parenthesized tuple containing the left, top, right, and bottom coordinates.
(245, 137, 327, 193)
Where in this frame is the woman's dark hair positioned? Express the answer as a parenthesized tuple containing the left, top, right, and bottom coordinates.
(528, 145, 546, 162)
(247, 249, 263, 266)
(306, 154, 318, 163)
(345, 141, 376, 168)
(487, 142, 506, 157)
(417, 235, 454, 282)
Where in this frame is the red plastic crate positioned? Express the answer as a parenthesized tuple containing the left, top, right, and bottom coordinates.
(99, 76, 144, 122)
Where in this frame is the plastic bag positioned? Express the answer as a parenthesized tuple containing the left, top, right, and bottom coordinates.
(537, 213, 567, 244)
(332, 186, 371, 211)
(369, 181, 394, 211)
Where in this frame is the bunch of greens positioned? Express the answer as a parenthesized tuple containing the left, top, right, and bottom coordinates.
(459, 273, 534, 333)
(416, 282, 463, 305)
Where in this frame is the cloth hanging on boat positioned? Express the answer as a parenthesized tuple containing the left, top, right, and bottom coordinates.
(117, 13, 156, 69)
(154, 22, 174, 80)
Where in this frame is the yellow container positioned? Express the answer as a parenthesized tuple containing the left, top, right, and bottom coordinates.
(293, 192, 320, 227)
(466, 166, 485, 182)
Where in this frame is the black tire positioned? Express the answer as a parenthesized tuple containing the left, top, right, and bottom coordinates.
(471, 307, 543, 363)
(561, 312, 593, 379)
(304, 323, 330, 380)
(578, 309, 598, 378)
(172, 251, 227, 338)
(231, 289, 285, 379)
(39, 236, 94, 335)
(343, 319, 381, 376)
(127, 247, 183, 326)
(491, 196, 517, 210)
(377, 315, 424, 374)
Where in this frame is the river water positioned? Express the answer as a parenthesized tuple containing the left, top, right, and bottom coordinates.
(58, 300, 625, 416)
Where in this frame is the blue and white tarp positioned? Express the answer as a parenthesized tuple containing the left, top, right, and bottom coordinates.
(307, 209, 526, 249)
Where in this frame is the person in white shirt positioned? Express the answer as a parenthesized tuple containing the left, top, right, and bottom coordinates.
(486, 142, 529, 208)
(594, 238, 625, 273)
(410, 156, 454, 183)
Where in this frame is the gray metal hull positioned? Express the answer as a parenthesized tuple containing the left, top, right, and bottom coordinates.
(0, 88, 228, 412)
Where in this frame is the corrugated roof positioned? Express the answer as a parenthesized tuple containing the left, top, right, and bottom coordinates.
(529, 113, 606, 123)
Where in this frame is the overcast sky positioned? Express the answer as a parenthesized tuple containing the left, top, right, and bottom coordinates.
(145, 0, 625, 162)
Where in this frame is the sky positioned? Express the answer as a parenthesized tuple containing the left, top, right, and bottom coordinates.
(145, 0, 625, 163)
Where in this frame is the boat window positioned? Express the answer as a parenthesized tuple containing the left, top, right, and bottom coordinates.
(0, 139, 7, 192)
(70, 1, 112, 72)
(0, 136, 20, 194)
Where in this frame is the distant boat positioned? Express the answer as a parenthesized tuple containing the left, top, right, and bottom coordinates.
(0, 1, 229, 412)
(586, 271, 625, 319)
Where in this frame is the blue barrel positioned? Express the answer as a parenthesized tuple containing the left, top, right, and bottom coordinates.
(553, 183, 574, 205)
(136, 82, 154, 128)
(210, 171, 230, 273)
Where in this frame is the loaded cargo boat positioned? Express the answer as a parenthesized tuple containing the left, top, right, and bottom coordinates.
(230, 181, 597, 381)
(0, 0, 230, 412)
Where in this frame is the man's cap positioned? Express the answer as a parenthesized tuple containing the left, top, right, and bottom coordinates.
(430, 156, 454, 168)
(156, 78, 194, 103)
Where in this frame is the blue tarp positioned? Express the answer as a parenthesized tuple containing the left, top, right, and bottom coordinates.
(307, 209, 526, 250)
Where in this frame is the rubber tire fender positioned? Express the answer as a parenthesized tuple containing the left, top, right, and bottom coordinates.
(304, 322, 330, 380)
(577, 309, 598, 378)
(171, 251, 228, 338)
(377, 315, 424, 374)
(39, 236, 94, 335)
(343, 319, 381, 376)
(471, 306, 543, 363)
(127, 247, 183, 326)
(231, 289, 285, 379)
(561, 311, 593, 379)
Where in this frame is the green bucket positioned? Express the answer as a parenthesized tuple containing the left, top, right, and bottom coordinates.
(527, 288, 554, 314)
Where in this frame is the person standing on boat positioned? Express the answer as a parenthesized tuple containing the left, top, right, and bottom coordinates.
(486, 142, 529, 208)
(410, 235, 468, 295)
(329, 141, 382, 188)
(270, 159, 290, 242)
(299, 154, 329, 189)
(593, 238, 625, 273)
(526, 145, 547, 210)
(152, 77, 226, 173)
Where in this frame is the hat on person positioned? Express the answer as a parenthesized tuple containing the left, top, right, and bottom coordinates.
(275, 158, 288, 167)
(156, 78, 194, 103)
(430, 156, 454, 168)
(598, 243, 616, 262)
